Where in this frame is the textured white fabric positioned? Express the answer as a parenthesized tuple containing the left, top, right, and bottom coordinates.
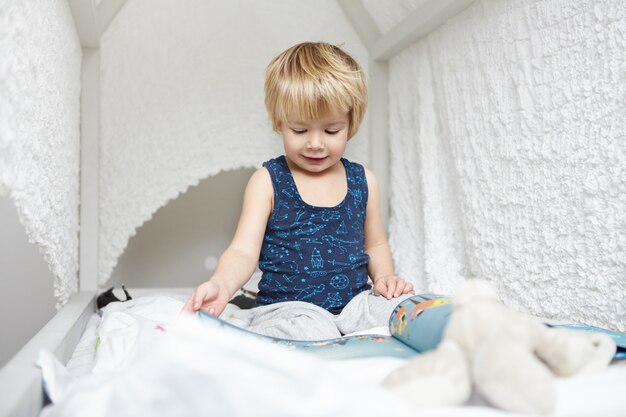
(388, 41, 466, 295)
(98, 0, 370, 285)
(0, 0, 81, 306)
(388, 0, 626, 330)
(39, 297, 412, 417)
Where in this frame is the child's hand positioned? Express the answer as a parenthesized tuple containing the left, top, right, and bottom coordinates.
(182, 281, 230, 317)
(373, 275, 415, 299)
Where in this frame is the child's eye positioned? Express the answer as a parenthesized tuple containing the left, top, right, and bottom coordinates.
(291, 129, 307, 134)
(325, 130, 340, 135)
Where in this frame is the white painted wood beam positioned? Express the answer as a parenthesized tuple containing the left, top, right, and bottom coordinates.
(68, 0, 127, 47)
(70, 0, 127, 291)
(0, 291, 95, 417)
(67, 0, 100, 47)
(78, 49, 100, 292)
(368, 61, 390, 232)
(97, 0, 127, 35)
(337, 0, 381, 48)
(371, 0, 475, 61)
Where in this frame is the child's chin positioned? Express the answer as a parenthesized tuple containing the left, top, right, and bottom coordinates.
(304, 164, 330, 173)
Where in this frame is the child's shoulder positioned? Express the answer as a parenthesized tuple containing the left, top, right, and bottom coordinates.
(251, 165, 272, 182)
(245, 166, 273, 196)
(344, 159, 375, 180)
(359, 165, 377, 188)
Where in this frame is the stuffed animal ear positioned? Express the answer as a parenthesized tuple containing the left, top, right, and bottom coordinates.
(453, 279, 499, 307)
(535, 326, 616, 377)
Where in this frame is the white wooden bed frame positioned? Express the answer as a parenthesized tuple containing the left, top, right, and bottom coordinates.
(0, 1, 474, 416)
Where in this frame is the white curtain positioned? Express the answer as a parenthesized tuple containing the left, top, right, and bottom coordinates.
(0, 0, 81, 307)
(388, 0, 626, 331)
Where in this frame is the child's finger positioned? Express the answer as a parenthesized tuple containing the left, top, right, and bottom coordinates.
(385, 280, 397, 299)
(182, 291, 199, 312)
(192, 291, 203, 310)
(396, 279, 412, 297)
(196, 285, 218, 309)
(181, 298, 193, 313)
(200, 304, 219, 317)
(374, 280, 387, 297)
(392, 278, 404, 297)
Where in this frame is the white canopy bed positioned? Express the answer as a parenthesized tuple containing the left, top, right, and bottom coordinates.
(1, 0, 625, 416)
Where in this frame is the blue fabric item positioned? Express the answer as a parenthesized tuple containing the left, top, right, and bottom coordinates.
(257, 155, 371, 314)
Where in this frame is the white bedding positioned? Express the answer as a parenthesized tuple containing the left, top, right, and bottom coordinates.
(38, 296, 626, 417)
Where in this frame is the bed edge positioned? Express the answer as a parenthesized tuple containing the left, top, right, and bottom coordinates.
(0, 290, 96, 417)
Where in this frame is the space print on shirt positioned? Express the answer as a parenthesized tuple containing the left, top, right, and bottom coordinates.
(257, 155, 370, 314)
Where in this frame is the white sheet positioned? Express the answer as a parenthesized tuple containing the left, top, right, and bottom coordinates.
(38, 296, 626, 417)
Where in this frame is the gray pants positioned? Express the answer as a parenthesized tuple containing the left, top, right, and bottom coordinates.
(229, 290, 411, 340)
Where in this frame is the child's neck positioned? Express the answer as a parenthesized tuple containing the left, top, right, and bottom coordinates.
(286, 158, 347, 207)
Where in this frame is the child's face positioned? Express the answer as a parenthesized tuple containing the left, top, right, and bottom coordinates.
(280, 112, 349, 174)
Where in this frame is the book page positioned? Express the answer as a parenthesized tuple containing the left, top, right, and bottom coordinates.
(389, 294, 452, 353)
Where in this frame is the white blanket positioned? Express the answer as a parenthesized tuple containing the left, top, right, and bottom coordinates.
(38, 296, 626, 417)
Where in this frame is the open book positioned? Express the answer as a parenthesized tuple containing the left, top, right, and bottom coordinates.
(197, 293, 626, 360)
(197, 294, 452, 359)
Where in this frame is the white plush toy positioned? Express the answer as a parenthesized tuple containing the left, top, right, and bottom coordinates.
(383, 279, 616, 415)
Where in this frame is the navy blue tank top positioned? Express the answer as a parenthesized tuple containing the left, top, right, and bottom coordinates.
(257, 155, 371, 314)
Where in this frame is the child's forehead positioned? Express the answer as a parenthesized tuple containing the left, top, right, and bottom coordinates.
(286, 112, 349, 125)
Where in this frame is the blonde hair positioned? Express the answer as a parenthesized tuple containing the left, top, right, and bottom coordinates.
(264, 42, 368, 139)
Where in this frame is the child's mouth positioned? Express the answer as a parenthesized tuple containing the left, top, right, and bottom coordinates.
(302, 156, 327, 164)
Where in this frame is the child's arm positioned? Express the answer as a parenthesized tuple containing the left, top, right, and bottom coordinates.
(182, 168, 273, 315)
(364, 168, 414, 299)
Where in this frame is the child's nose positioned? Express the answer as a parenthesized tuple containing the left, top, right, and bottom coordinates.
(307, 132, 324, 150)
